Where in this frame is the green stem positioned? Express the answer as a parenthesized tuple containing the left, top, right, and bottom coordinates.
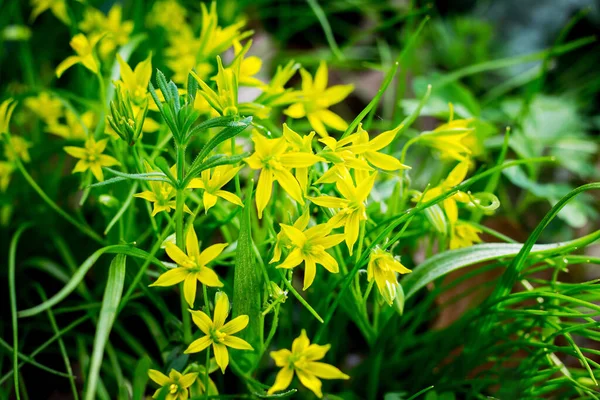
(175, 144, 192, 344)
(204, 346, 210, 399)
(13, 158, 104, 244)
(277, 270, 323, 323)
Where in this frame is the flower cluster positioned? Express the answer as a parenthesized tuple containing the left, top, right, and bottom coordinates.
(9, 1, 504, 398)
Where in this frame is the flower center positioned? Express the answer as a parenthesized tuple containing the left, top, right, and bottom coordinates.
(169, 383, 179, 394)
(210, 328, 227, 343)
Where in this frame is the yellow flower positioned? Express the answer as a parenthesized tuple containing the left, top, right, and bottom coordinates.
(315, 134, 372, 185)
(192, 56, 239, 116)
(0, 161, 14, 192)
(416, 159, 471, 225)
(367, 248, 411, 305)
(165, 2, 251, 83)
(419, 118, 475, 161)
(116, 53, 153, 106)
(134, 161, 192, 216)
(47, 110, 95, 140)
(268, 329, 349, 398)
(274, 223, 344, 290)
(281, 124, 317, 192)
(30, 0, 70, 25)
(187, 165, 244, 213)
(256, 60, 299, 107)
(307, 170, 377, 255)
(284, 61, 354, 137)
(244, 130, 322, 218)
(25, 92, 63, 125)
(233, 40, 263, 87)
(79, 4, 134, 58)
(345, 124, 410, 172)
(5, 136, 32, 163)
(271, 209, 310, 264)
(0, 98, 17, 134)
(148, 368, 198, 400)
(63, 137, 119, 181)
(147, 0, 187, 34)
(56, 33, 103, 77)
(450, 221, 482, 249)
(151, 226, 225, 307)
(185, 291, 253, 373)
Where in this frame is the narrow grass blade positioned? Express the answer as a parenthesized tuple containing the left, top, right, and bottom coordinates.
(84, 254, 127, 400)
(8, 223, 31, 400)
(18, 245, 165, 318)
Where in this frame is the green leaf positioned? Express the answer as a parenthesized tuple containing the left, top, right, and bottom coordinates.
(84, 254, 126, 400)
(18, 245, 166, 318)
(191, 116, 252, 165)
(232, 184, 262, 368)
(154, 156, 177, 184)
(401, 229, 600, 301)
(132, 355, 152, 400)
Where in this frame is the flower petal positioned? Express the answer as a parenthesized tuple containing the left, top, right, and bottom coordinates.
(280, 152, 322, 168)
(303, 343, 331, 361)
(198, 243, 228, 265)
(90, 163, 104, 182)
(186, 226, 200, 260)
(184, 335, 211, 354)
(267, 366, 294, 395)
(178, 372, 199, 388)
(256, 170, 273, 219)
(63, 146, 86, 158)
(189, 310, 212, 334)
(272, 168, 304, 205)
(306, 361, 350, 380)
(344, 211, 360, 256)
(307, 113, 327, 138)
(197, 266, 223, 287)
(165, 242, 195, 268)
(316, 251, 339, 274)
(292, 329, 310, 354)
(313, 61, 328, 91)
(148, 369, 170, 386)
(134, 191, 157, 202)
(270, 349, 293, 367)
(215, 190, 243, 207)
(277, 248, 304, 270)
(306, 195, 346, 209)
(56, 55, 81, 78)
(213, 291, 230, 329)
(364, 151, 406, 171)
(183, 273, 197, 308)
(296, 369, 323, 398)
(303, 255, 317, 290)
(213, 343, 229, 373)
(150, 267, 188, 287)
(322, 84, 354, 106)
(221, 315, 249, 335)
(203, 191, 218, 213)
(314, 109, 348, 132)
(222, 335, 253, 350)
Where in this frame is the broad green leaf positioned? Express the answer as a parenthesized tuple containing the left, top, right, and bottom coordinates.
(84, 254, 126, 400)
(402, 229, 600, 301)
(232, 185, 262, 368)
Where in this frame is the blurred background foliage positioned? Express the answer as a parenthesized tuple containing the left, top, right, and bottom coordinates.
(1, 0, 600, 399)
